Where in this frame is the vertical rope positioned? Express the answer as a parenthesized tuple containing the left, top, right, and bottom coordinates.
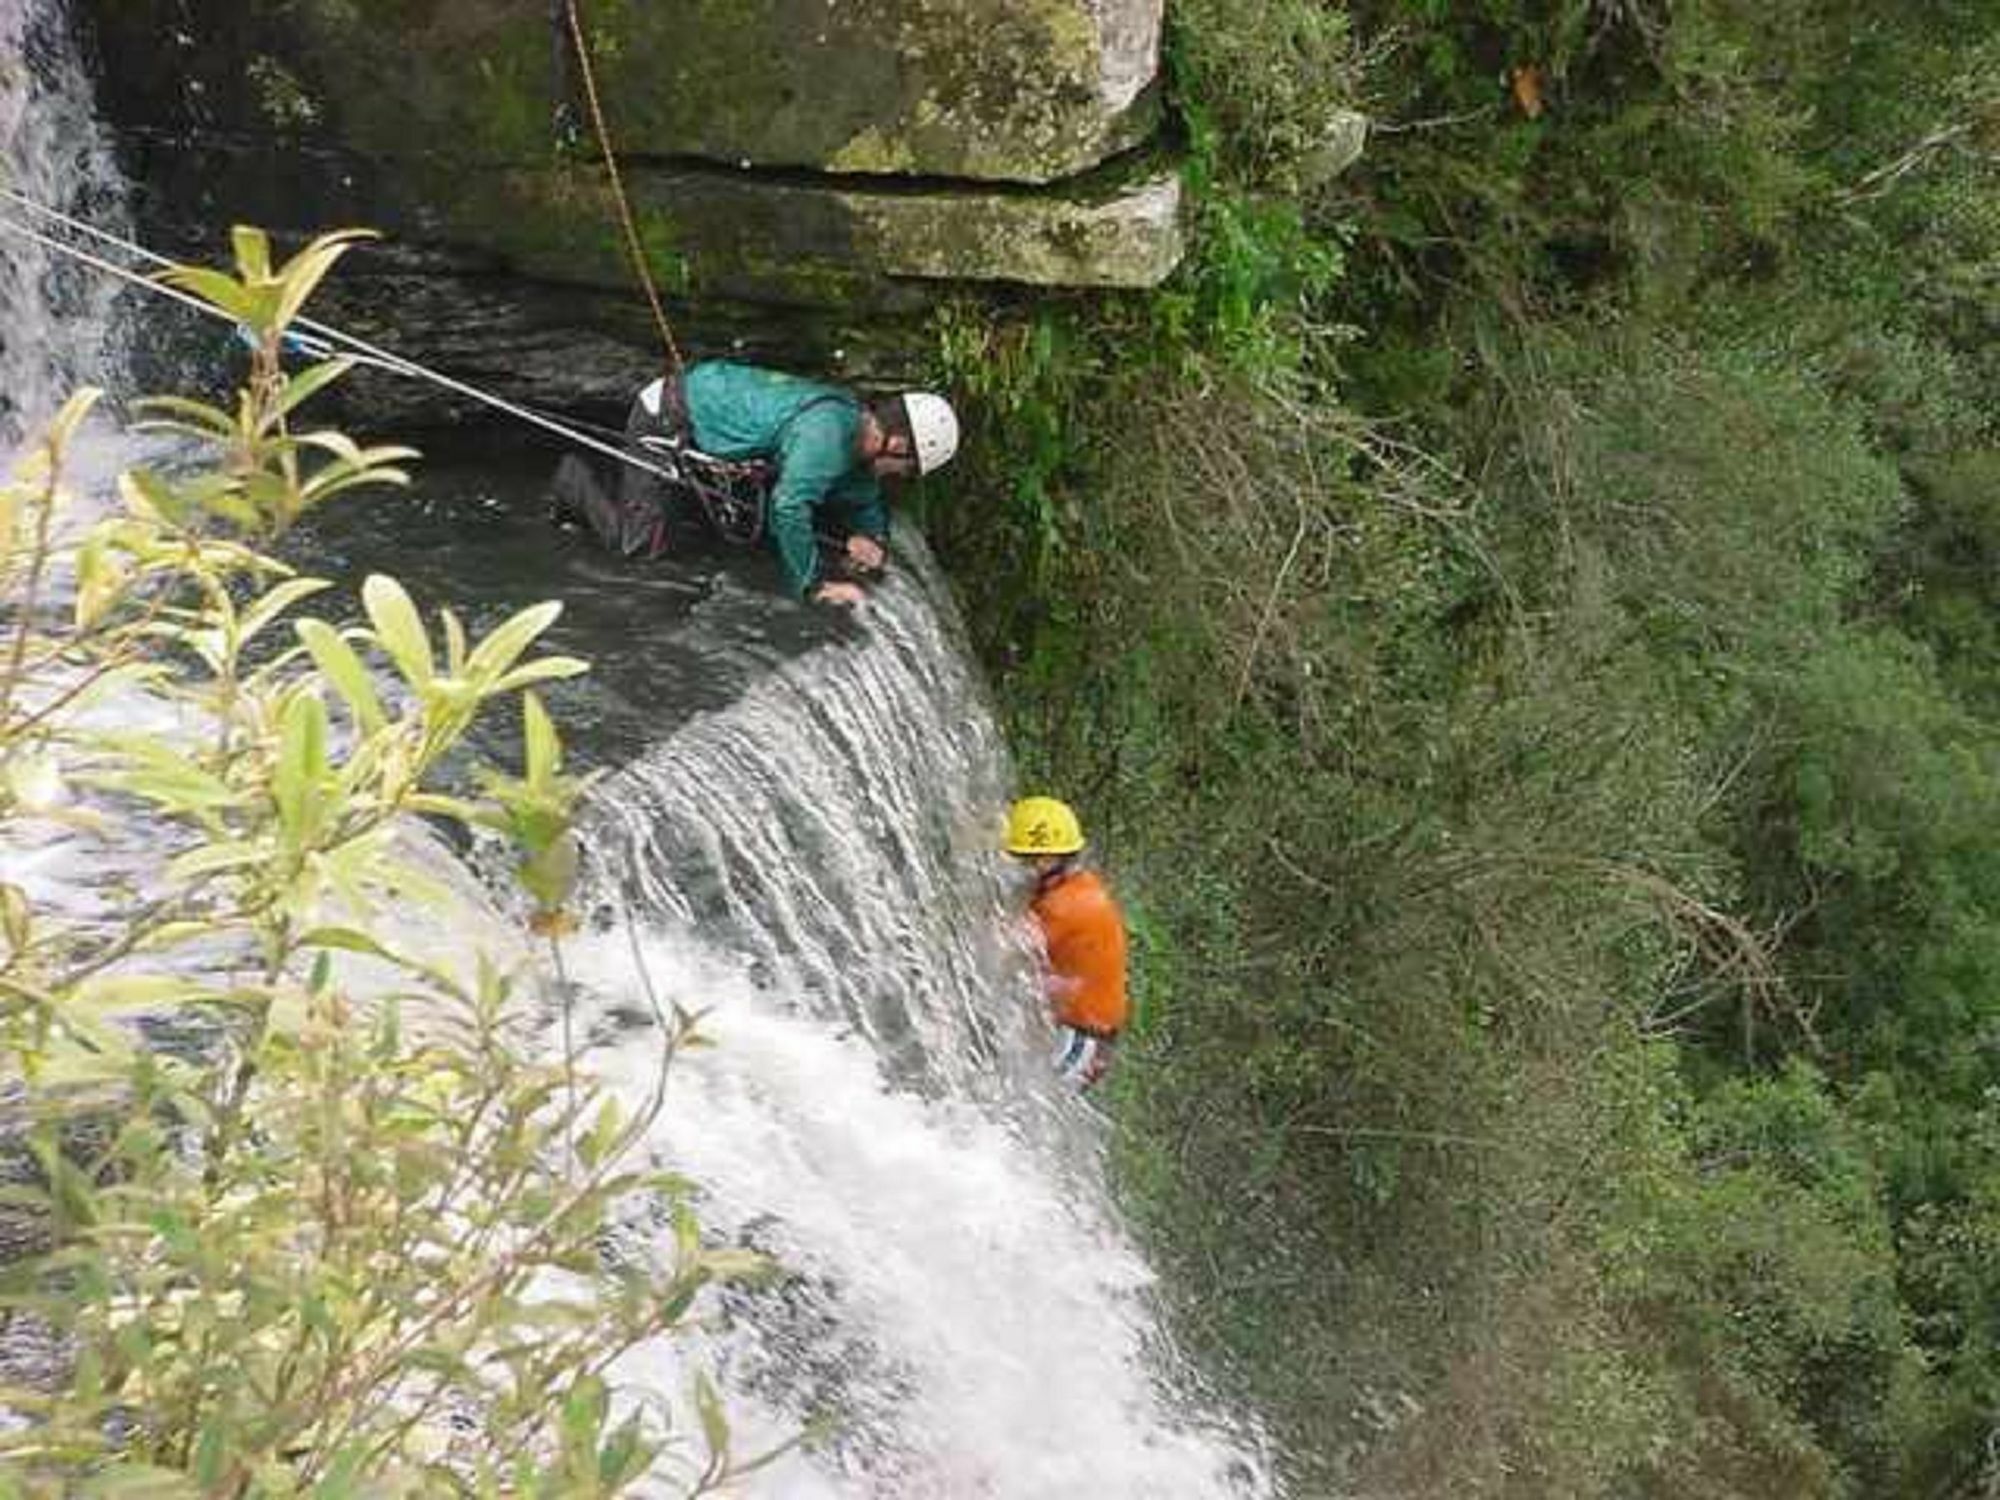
(561, 0, 684, 375)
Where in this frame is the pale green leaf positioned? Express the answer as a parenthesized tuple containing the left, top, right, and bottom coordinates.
(156, 265, 257, 324)
(465, 601, 562, 684)
(494, 656, 590, 693)
(274, 356, 355, 420)
(362, 574, 433, 686)
(73, 535, 129, 630)
(523, 692, 560, 783)
(43, 387, 104, 451)
(231, 224, 273, 284)
(441, 607, 468, 675)
(239, 577, 332, 647)
(0, 883, 29, 956)
(294, 618, 388, 734)
(271, 230, 377, 330)
(131, 395, 237, 441)
(275, 691, 329, 840)
(694, 1370, 730, 1460)
(297, 927, 403, 963)
(69, 974, 209, 1015)
(163, 841, 266, 883)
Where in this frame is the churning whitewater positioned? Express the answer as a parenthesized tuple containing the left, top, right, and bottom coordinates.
(1, 3, 1276, 1492)
(557, 555, 1273, 1495)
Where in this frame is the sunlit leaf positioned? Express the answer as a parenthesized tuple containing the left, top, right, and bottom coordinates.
(493, 656, 589, 693)
(157, 264, 257, 324)
(294, 618, 388, 734)
(238, 577, 331, 647)
(270, 355, 355, 422)
(0, 884, 29, 957)
(73, 534, 130, 630)
(274, 690, 330, 843)
(163, 841, 263, 884)
(298, 927, 404, 964)
(465, 601, 562, 685)
(522, 692, 561, 783)
(70, 974, 210, 1015)
(694, 1370, 730, 1461)
(131, 396, 240, 444)
(441, 608, 468, 675)
(42, 387, 104, 452)
(230, 224, 273, 285)
(362, 574, 433, 686)
(271, 229, 378, 331)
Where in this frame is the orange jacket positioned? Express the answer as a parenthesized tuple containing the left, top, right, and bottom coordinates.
(1029, 868, 1129, 1036)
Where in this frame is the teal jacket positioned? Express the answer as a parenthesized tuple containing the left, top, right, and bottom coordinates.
(682, 361, 888, 597)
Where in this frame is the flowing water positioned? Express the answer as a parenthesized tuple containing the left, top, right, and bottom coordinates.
(2, 5, 1277, 1493)
(0, 0, 131, 467)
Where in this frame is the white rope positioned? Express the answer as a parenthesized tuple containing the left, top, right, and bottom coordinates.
(0, 186, 684, 482)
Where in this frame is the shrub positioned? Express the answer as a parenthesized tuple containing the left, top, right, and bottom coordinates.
(0, 230, 772, 1494)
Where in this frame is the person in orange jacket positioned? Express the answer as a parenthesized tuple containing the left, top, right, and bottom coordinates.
(1005, 796, 1129, 1089)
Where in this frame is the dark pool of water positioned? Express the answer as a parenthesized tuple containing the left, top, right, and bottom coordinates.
(284, 421, 870, 771)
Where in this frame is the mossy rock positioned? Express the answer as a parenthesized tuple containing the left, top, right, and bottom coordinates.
(472, 154, 1183, 299)
(254, 0, 1160, 184)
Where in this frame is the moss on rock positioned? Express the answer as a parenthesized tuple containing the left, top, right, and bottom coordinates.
(251, 0, 1161, 183)
(468, 156, 1182, 303)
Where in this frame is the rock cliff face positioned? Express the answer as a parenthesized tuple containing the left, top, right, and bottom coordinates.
(292, 0, 1163, 185)
(77, 0, 1181, 418)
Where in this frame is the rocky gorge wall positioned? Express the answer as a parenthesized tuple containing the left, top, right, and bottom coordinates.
(75, 0, 1195, 419)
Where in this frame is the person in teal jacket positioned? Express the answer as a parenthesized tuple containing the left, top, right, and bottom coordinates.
(552, 360, 960, 606)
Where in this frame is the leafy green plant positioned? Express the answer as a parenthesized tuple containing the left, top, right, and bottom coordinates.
(0, 229, 775, 1494)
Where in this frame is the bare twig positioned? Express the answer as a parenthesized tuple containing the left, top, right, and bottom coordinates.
(1834, 120, 1978, 204)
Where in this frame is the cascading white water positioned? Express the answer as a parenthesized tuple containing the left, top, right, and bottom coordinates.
(0, 0, 132, 457)
(595, 554, 1047, 1105)
(3, 4, 1280, 1490)
(559, 551, 1275, 1497)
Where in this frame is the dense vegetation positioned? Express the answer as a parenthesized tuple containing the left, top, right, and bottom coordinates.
(0, 233, 770, 1494)
(932, 1, 2000, 1492)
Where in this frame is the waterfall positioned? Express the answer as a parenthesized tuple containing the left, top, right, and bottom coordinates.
(1, 3, 1279, 1490)
(0, 0, 131, 454)
(560, 549, 1274, 1496)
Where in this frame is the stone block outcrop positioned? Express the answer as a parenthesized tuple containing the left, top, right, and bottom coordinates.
(82, 0, 1185, 311)
(295, 0, 1167, 186)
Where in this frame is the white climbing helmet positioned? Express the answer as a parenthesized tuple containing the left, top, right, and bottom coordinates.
(901, 391, 960, 475)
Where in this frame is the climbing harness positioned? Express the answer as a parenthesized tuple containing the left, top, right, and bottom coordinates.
(0, 185, 772, 534)
(4, 3, 807, 556)
(633, 431, 767, 546)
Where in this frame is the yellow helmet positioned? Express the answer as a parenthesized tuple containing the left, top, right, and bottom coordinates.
(1004, 796, 1085, 856)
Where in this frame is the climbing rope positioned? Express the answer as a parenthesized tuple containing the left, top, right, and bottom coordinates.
(2, 181, 778, 548)
(560, 0, 684, 377)
(0, 186, 694, 486)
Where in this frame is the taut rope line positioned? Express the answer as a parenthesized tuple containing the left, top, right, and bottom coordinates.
(0, 187, 674, 484)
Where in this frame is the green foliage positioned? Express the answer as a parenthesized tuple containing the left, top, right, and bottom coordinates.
(0, 231, 773, 1493)
(923, 0, 2000, 1490)
(1167, 0, 1360, 194)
